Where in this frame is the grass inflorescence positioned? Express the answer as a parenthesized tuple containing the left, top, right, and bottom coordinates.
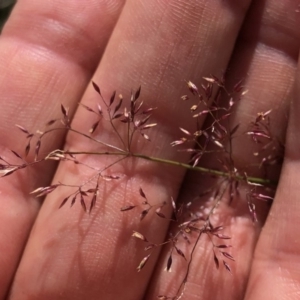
(0, 76, 281, 299)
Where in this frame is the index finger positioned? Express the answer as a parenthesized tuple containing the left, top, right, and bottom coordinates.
(0, 0, 124, 297)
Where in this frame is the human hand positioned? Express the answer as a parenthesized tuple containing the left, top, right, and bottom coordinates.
(0, 1, 299, 299)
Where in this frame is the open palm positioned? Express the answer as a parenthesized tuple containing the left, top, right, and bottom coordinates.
(0, 1, 299, 299)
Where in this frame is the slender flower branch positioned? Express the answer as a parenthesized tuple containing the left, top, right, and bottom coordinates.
(63, 150, 275, 185)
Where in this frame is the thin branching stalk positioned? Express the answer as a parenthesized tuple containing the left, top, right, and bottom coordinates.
(63, 150, 275, 185)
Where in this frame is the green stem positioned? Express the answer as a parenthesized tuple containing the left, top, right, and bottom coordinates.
(64, 150, 275, 186)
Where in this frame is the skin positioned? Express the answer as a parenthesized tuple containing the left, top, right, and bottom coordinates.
(0, 0, 299, 299)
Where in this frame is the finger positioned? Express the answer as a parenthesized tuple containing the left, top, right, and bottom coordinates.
(0, 0, 124, 297)
(9, 1, 252, 299)
(245, 43, 300, 300)
(147, 0, 300, 299)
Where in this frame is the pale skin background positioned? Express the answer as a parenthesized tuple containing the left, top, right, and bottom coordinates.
(0, 0, 300, 299)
